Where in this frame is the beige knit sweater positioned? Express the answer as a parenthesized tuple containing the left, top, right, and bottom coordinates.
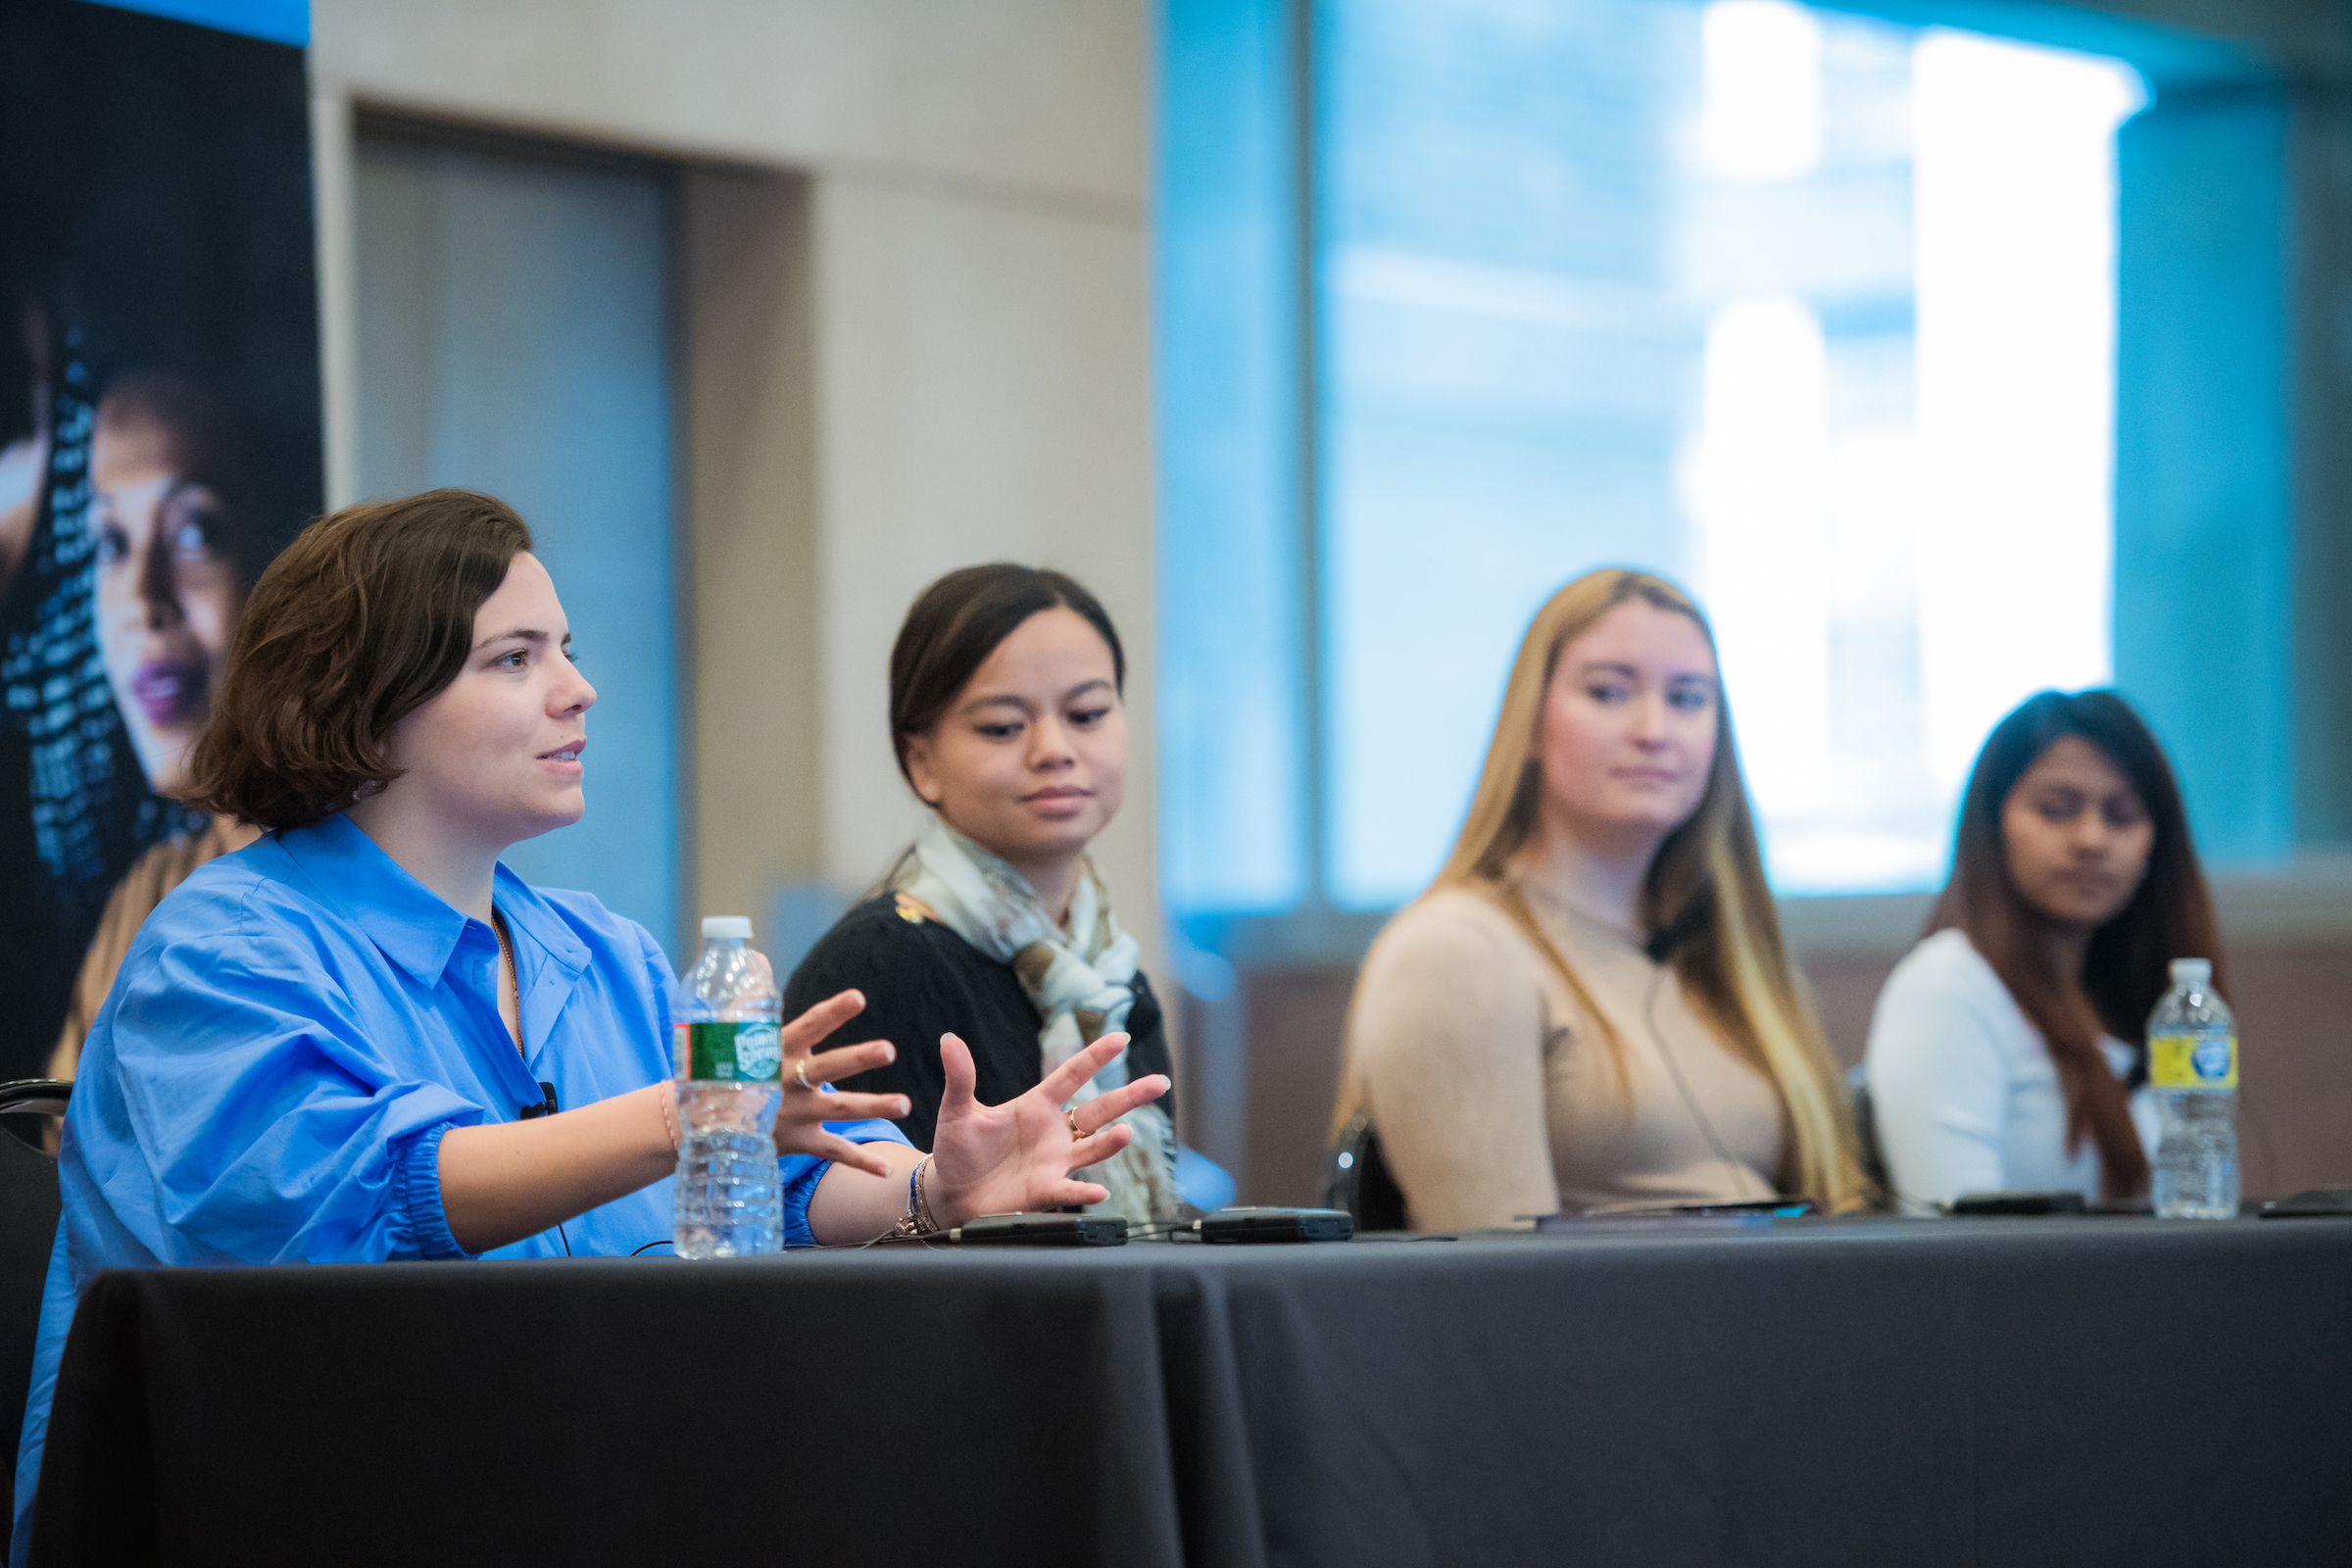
(1340, 881, 1788, 1230)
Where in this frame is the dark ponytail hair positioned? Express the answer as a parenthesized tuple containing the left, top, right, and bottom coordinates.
(1929, 689, 2222, 1200)
(888, 564, 1124, 796)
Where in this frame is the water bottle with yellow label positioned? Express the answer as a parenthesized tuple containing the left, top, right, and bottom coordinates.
(2148, 957, 2238, 1220)
(673, 916, 785, 1256)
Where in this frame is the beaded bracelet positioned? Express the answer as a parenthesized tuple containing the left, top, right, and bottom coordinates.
(914, 1152, 939, 1231)
(891, 1152, 938, 1238)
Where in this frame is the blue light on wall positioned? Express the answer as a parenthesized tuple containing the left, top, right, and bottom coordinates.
(78, 0, 307, 47)
(1155, 0, 1312, 924)
(2112, 89, 2293, 864)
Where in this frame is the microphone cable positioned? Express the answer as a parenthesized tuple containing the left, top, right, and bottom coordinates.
(516, 1083, 574, 1255)
(1640, 956, 1759, 1202)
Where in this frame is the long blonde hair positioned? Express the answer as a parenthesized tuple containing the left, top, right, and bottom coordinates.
(1338, 568, 1868, 1211)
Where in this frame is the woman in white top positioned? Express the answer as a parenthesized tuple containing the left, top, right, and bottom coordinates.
(1865, 690, 2223, 1206)
(1331, 569, 1867, 1229)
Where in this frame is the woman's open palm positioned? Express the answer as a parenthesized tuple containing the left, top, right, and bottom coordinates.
(927, 1032, 1170, 1225)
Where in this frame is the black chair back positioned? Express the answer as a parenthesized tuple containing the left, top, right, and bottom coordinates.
(1847, 1063, 1892, 1206)
(0, 1079, 69, 1522)
(1325, 1113, 1407, 1232)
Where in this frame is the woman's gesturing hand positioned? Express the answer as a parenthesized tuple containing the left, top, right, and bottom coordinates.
(769, 989, 908, 1177)
(925, 1031, 1171, 1228)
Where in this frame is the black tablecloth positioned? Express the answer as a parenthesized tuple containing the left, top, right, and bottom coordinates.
(30, 1217, 2352, 1566)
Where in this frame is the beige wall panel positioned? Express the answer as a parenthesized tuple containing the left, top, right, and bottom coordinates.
(683, 168, 821, 935)
(812, 176, 1156, 962)
(310, 0, 1147, 208)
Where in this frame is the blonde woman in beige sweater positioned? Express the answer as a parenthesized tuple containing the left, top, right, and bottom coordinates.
(1332, 569, 1867, 1229)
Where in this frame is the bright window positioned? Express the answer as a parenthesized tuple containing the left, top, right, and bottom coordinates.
(1319, 0, 2144, 904)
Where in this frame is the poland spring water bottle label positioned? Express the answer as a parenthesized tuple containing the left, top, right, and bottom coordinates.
(674, 1020, 784, 1081)
(2149, 1032, 2237, 1090)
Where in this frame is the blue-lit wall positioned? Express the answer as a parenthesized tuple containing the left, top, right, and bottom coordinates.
(1154, 0, 1311, 923)
(2113, 89, 2293, 863)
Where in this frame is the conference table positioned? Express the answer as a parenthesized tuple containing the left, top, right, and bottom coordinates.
(29, 1215, 2352, 1566)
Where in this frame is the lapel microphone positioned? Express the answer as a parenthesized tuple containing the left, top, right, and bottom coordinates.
(1642, 899, 1709, 965)
(519, 1082, 559, 1119)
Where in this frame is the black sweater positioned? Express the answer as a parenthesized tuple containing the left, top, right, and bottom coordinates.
(783, 894, 1174, 1153)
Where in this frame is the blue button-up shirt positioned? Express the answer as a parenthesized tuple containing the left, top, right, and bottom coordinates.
(10, 813, 903, 1558)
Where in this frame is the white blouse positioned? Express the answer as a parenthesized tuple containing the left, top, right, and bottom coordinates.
(1863, 928, 2158, 1206)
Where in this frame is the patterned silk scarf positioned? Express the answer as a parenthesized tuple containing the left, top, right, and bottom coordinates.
(895, 817, 1179, 1225)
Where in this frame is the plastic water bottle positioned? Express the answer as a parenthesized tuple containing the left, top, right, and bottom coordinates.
(672, 916, 785, 1256)
(2149, 957, 2239, 1220)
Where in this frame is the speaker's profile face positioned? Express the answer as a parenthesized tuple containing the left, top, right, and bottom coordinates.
(376, 551, 598, 849)
(1536, 599, 1719, 845)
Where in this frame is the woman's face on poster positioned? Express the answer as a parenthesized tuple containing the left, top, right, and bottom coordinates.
(92, 397, 246, 797)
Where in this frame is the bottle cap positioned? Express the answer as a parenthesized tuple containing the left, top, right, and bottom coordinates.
(2170, 956, 2211, 984)
(702, 915, 754, 941)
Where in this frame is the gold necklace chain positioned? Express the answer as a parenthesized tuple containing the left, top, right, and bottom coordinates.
(490, 910, 522, 1058)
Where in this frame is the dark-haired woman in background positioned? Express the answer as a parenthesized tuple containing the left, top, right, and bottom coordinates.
(1864, 690, 2222, 1206)
(785, 565, 1181, 1226)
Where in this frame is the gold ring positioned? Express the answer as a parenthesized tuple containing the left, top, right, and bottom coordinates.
(1064, 1108, 1084, 1141)
(794, 1060, 813, 1092)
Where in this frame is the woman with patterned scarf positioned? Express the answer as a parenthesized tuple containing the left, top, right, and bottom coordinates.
(785, 565, 1181, 1227)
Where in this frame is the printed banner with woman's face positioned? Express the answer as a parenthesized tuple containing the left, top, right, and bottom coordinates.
(0, 0, 320, 1081)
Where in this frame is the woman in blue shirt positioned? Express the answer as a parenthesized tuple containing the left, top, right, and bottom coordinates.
(11, 489, 1167, 1554)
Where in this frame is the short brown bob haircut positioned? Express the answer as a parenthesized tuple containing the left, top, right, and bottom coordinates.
(187, 489, 534, 831)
